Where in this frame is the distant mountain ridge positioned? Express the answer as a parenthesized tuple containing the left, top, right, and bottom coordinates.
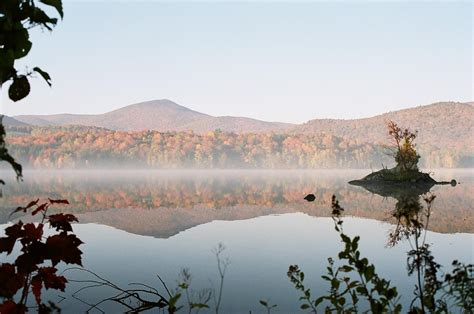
(14, 99, 294, 133)
(11, 100, 474, 151)
(1, 116, 29, 127)
(291, 101, 474, 151)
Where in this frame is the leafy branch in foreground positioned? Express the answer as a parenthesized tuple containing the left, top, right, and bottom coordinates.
(0, 198, 82, 313)
(293, 194, 473, 313)
(0, 116, 22, 190)
(439, 260, 473, 313)
(1, 0, 64, 194)
(289, 195, 401, 313)
(1, 0, 63, 101)
(259, 299, 277, 314)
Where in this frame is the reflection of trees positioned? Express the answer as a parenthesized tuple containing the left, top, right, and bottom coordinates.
(353, 182, 435, 247)
(389, 195, 424, 247)
(1, 173, 472, 237)
(348, 183, 473, 312)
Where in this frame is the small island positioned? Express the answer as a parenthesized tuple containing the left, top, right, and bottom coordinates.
(349, 120, 456, 189)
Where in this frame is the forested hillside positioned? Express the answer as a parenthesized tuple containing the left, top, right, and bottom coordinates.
(13, 101, 473, 150)
(293, 102, 474, 152)
(4, 125, 471, 169)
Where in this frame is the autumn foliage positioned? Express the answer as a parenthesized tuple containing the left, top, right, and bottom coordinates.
(0, 198, 82, 313)
(5, 124, 469, 169)
(5, 125, 389, 169)
(386, 120, 420, 171)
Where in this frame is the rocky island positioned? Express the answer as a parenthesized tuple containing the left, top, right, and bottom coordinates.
(349, 120, 456, 189)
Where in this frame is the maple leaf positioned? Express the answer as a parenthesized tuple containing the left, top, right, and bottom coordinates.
(0, 300, 27, 314)
(37, 267, 67, 291)
(48, 214, 78, 232)
(30, 267, 67, 306)
(10, 199, 40, 216)
(0, 237, 17, 255)
(32, 203, 49, 216)
(15, 241, 48, 273)
(31, 276, 43, 305)
(46, 234, 83, 266)
(0, 222, 24, 254)
(0, 263, 25, 299)
(20, 223, 44, 246)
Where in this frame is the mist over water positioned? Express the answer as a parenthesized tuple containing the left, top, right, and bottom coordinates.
(0, 169, 472, 312)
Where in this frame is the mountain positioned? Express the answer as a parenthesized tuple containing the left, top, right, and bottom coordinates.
(1, 116, 29, 127)
(13, 100, 474, 153)
(14, 99, 294, 133)
(291, 101, 474, 151)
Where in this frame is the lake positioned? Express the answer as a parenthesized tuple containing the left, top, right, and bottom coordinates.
(0, 169, 473, 313)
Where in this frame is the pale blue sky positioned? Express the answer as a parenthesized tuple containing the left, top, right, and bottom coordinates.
(0, 1, 472, 123)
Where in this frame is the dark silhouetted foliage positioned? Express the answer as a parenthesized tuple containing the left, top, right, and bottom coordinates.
(65, 244, 229, 313)
(0, 198, 82, 312)
(0, 0, 63, 100)
(1, 0, 63, 194)
(291, 194, 473, 313)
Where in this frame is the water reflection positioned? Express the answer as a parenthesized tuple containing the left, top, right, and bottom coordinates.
(352, 181, 472, 312)
(0, 170, 472, 312)
(349, 180, 436, 246)
(0, 170, 472, 238)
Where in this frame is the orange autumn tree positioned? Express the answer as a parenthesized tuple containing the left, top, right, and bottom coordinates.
(386, 120, 420, 172)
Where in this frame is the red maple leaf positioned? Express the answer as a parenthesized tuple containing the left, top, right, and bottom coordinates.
(46, 234, 83, 266)
(48, 214, 78, 233)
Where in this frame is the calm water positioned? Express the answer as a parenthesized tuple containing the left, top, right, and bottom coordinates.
(1, 169, 473, 313)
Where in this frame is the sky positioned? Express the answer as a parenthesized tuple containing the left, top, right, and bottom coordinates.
(0, 1, 472, 124)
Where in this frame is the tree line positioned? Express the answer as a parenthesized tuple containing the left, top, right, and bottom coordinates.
(5, 125, 471, 169)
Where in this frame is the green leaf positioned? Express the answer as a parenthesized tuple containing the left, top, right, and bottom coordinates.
(168, 293, 181, 307)
(33, 67, 52, 86)
(365, 265, 375, 281)
(40, 0, 64, 18)
(347, 281, 359, 289)
(315, 296, 325, 306)
(30, 7, 58, 30)
(3, 27, 31, 60)
(259, 300, 268, 307)
(0, 50, 15, 71)
(8, 76, 30, 102)
(340, 266, 353, 272)
(300, 303, 310, 309)
(17, 39, 33, 59)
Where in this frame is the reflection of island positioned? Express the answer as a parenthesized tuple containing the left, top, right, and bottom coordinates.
(348, 179, 443, 246)
(1, 171, 472, 238)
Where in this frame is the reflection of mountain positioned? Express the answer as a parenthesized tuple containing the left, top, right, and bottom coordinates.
(1, 171, 472, 237)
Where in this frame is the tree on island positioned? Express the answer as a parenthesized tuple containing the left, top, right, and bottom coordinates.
(386, 120, 420, 172)
(349, 120, 456, 185)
